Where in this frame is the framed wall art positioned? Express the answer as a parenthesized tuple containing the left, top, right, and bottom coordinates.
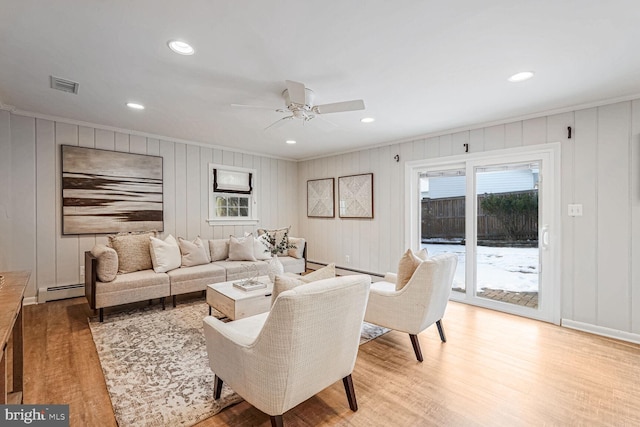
(307, 178, 335, 218)
(338, 173, 373, 219)
(61, 145, 164, 234)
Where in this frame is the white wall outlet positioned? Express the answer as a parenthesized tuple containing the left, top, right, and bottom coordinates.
(80, 266, 85, 277)
(568, 204, 583, 217)
(345, 255, 350, 264)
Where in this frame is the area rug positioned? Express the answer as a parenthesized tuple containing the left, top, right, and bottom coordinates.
(89, 300, 389, 427)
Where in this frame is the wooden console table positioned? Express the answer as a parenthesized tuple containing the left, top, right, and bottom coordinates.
(0, 270, 28, 404)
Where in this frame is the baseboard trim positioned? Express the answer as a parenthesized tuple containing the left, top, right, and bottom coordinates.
(307, 260, 384, 281)
(23, 296, 37, 306)
(561, 319, 640, 345)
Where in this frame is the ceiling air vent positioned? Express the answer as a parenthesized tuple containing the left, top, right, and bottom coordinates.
(50, 76, 79, 94)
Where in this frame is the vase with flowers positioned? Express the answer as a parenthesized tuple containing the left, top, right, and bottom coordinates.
(261, 229, 297, 282)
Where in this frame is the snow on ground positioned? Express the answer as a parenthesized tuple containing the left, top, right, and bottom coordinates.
(422, 244, 539, 292)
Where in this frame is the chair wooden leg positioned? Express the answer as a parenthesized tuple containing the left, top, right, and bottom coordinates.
(214, 375, 223, 400)
(342, 374, 358, 411)
(173, 295, 177, 308)
(99, 308, 104, 323)
(161, 297, 166, 310)
(209, 306, 212, 316)
(270, 415, 284, 427)
(436, 320, 447, 342)
(409, 334, 423, 362)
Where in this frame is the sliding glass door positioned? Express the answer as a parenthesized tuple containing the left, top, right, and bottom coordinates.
(407, 145, 560, 323)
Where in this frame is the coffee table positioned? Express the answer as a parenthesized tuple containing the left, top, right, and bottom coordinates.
(207, 276, 273, 320)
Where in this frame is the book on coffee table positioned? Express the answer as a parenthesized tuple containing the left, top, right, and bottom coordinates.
(233, 280, 267, 292)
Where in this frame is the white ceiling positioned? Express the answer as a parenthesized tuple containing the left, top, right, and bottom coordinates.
(1, 1, 640, 160)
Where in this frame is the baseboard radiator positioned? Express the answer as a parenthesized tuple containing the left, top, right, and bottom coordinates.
(306, 261, 384, 282)
(38, 283, 84, 303)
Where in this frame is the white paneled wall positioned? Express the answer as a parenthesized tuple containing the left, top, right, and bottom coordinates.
(0, 112, 298, 299)
(298, 100, 640, 339)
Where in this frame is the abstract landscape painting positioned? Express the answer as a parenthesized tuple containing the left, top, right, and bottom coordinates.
(62, 145, 163, 234)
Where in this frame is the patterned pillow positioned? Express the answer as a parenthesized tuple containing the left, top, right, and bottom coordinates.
(396, 249, 422, 290)
(108, 231, 156, 274)
(178, 237, 210, 267)
(90, 244, 118, 282)
(257, 226, 290, 255)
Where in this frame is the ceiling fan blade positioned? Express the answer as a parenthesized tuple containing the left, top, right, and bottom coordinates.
(314, 99, 365, 114)
(231, 103, 277, 111)
(264, 116, 294, 131)
(285, 80, 306, 105)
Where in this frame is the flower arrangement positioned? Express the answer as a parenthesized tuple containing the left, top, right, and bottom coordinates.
(261, 229, 296, 256)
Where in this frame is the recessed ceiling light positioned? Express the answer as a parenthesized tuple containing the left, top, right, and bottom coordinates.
(285, 140, 297, 144)
(126, 102, 145, 110)
(167, 40, 195, 55)
(361, 117, 375, 123)
(508, 71, 534, 83)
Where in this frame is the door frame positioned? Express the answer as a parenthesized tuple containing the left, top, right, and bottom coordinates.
(405, 143, 561, 324)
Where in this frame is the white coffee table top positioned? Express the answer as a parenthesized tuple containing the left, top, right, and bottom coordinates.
(208, 275, 273, 301)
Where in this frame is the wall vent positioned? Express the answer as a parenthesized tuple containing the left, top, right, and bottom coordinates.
(50, 76, 80, 94)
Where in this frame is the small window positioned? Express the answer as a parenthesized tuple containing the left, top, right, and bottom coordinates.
(208, 164, 258, 225)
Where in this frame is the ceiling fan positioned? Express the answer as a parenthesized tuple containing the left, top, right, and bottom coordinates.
(232, 80, 365, 130)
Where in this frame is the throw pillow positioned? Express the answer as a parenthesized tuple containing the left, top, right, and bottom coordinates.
(178, 237, 210, 267)
(253, 234, 272, 260)
(396, 249, 423, 291)
(108, 231, 156, 274)
(228, 234, 256, 261)
(288, 237, 306, 259)
(270, 262, 336, 306)
(209, 239, 229, 261)
(300, 262, 335, 283)
(257, 226, 290, 255)
(271, 275, 305, 306)
(149, 234, 181, 273)
(90, 244, 118, 282)
(414, 248, 428, 261)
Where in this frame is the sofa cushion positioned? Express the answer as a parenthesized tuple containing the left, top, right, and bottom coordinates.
(228, 235, 256, 261)
(301, 262, 335, 282)
(212, 260, 268, 281)
(209, 239, 229, 261)
(108, 231, 156, 274)
(287, 237, 305, 259)
(90, 244, 118, 282)
(178, 237, 210, 267)
(396, 249, 422, 290)
(277, 256, 305, 274)
(149, 234, 181, 273)
(94, 269, 170, 309)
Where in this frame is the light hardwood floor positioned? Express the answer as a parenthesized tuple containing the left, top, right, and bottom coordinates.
(23, 296, 640, 426)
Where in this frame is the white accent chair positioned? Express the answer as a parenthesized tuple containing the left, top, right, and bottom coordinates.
(203, 274, 372, 427)
(364, 253, 458, 362)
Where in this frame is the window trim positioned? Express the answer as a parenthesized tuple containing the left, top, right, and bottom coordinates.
(207, 163, 259, 226)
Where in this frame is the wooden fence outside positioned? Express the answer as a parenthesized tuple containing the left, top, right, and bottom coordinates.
(421, 190, 538, 241)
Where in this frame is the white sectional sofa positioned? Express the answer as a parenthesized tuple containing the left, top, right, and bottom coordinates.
(85, 233, 306, 321)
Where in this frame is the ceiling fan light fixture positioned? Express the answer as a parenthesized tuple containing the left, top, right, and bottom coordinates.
(285, 140, 297, 144)
(361, 117, 375, 123)
(126, 102, 145, 110)
(167, 40, 195, 55)
(508, 71, 534, 83)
